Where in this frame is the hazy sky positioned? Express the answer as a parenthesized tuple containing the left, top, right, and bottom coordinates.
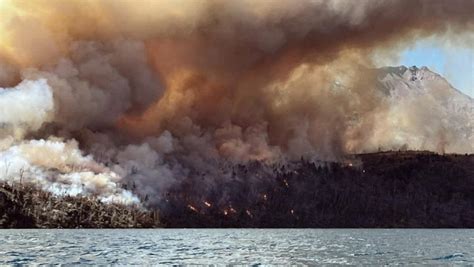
(398, 41, 473, 98)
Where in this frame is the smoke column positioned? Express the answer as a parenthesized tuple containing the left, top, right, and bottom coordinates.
(0, 0, 473, 205)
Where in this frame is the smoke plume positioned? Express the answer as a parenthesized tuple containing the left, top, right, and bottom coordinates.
(0, 0, 473, 204)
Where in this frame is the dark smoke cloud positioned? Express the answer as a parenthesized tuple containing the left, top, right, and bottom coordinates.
(0, 0, 472, 204)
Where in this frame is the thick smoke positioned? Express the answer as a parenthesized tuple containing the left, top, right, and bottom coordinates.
(0, 137, 138, 204)
(0, 0, 472, 205)
(0, 79, 53, 138)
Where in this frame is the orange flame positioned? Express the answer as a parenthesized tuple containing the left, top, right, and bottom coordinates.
(187, 204, 198, 212)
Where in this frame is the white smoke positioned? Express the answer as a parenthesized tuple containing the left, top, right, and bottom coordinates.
(0, 0, 472, 206)
(0, 79, 53, 138)
(0, 138, 138, 204)
(0, 39, 164, 204)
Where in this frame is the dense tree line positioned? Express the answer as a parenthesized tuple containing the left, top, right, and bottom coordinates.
(160, 151, 474, 227)
(2, 151, 472, 228)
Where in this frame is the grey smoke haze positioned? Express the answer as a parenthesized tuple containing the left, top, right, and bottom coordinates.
(0, 0, 472, 204)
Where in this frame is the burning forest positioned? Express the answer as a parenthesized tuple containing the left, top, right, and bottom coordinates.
(159, 151, 474, 227)
(0, 0, 473, 227)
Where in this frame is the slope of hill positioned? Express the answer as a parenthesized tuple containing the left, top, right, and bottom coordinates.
(377, 65, 472, 107)
(160, 151, 474, 228)
(362, 66, 473, 154)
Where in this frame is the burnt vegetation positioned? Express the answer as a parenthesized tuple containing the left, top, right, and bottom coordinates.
(160, 151, 474, 228)
(1, 151, 473, 228)
(0, 182, 160, 228)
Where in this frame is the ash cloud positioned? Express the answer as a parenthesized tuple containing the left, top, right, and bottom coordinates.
(0, 0, 472, 205)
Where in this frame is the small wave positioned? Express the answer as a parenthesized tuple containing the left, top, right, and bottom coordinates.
(432, 253, 464, 260)
(353, 253, 370, 256)
(6, 257, 34, 264)
(137, 245, 153, 250)
(353, 251, 386, 257)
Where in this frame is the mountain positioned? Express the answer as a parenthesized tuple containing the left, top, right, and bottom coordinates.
(363, 66, 473, 154)
(377, 65, 472, 105)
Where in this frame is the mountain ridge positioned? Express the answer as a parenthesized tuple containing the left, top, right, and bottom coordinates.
(377, 65, 473, 100)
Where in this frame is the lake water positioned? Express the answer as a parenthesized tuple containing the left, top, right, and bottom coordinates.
(0, 229, 473, 265)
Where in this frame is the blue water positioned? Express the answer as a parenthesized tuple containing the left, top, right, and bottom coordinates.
(0, 229, 473, 265)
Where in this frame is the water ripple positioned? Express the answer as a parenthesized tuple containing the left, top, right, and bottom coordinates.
(0, 229, 473, 265)
(432, 253, 465, 261)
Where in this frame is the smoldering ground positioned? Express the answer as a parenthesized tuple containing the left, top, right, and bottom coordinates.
(0, 0, 473, 205)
